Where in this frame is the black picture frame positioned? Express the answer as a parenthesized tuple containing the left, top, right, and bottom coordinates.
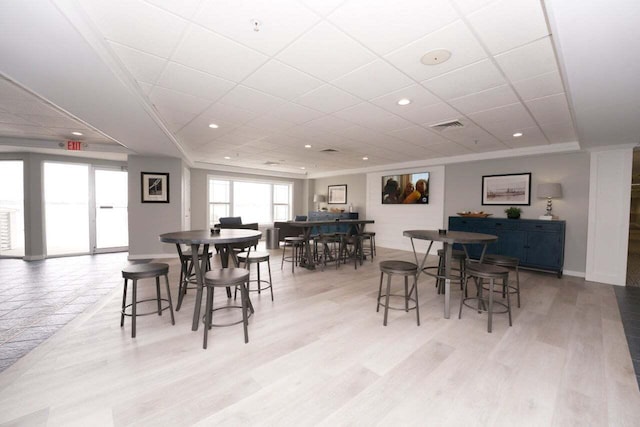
(141, 172, 170, 203)
(327, 184, 347, 204)
(482, 172, 531, 205)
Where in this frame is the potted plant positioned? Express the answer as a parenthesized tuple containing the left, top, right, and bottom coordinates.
(505, 207, 522, 219)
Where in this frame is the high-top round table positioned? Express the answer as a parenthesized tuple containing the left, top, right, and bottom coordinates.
(160, 229, 262, 331)
(403, 230, 497, 319)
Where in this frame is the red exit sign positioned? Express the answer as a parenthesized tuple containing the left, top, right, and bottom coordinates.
(66, 140, 83, 151)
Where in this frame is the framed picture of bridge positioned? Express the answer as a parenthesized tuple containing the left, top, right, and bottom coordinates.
(141, 172, 170, 203)
(482, 173, 531, 206)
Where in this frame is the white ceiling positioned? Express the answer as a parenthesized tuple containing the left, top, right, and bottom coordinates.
(0, 0, 638, 177)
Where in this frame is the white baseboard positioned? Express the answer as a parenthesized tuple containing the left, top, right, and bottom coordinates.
(563, 270, 585, 278)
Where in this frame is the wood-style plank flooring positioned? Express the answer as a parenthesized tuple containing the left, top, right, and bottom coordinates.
(1, 246, 639, 426)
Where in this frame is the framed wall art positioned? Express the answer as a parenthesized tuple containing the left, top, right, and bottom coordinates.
(481, 172, 531, 206)
(141, 172, 170, 203)
(327, 184, 347, 204)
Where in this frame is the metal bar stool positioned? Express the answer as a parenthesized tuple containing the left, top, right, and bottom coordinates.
(203, 267, 252, 349)
(235, 251, 274, 301)
(459, 262, 512, 333)
(121, 263, 175, 338)
(281, 236, 304, 273)
(314, 234, 341, 270)
(481, 254, 521, 307)
(436, 248, 466, 294)
(377, 260, 420, 326)
(175, 246, 213, 311)
(360, 232, 376, 262)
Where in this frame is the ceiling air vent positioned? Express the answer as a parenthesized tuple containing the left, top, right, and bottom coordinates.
(430, 120, 464, 131)
(320, 148, 338, 153)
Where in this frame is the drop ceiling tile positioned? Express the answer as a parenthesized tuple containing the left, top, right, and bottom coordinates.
(467, 0, 549, 55)
(276, 21, 377, 81)
(301, 0, 346, 17)
(541, 120, 578, 144)
(109, 43, 167, 84)
(153, 104, 201, 132)
(172, 25, 268, 82)
(16, 114, 81, 129)
(513, 71, 565, 101)
(282, 125, 325, 139)
(468, 102, 536, 130)
(414, 103, 461, 126)
(245, 115, 295, 132)
(304, 115, 355, 132)
(268, 103, 325, 124)
(332, 60, 414, 100)
(448, 84, 519, 114)
(201, 102, 260, 126)
(149, 86, 211, 130)
(193, 0, 320, 56)
(423, 59, 505, 100)
(156, 62, 236, 101)
(144, 0, 201, 19)
(387, 125, 446, 146)
(494, 37, 557, 83)
(176, 120, 237, 146)
(138, 82, 154, 95)
(429, 141, 473, 156)
(328, 0, 458, 55)
(81, 0, 187, 58)
(217, 86, 286, 115)
(370, 84, 441, 113)
(242, 60, 324, 100)
(442, 120, 503, 146)
(526, 93, 572, 125)
(4, 98, 65, 117)
(452, 0, 499, 15)
(0, 112, 40, 126)
(385, 20, 487, 81)
(0, 79, 29, 101)
(334, 103, 413, 131)
(295, 85, 361, 114)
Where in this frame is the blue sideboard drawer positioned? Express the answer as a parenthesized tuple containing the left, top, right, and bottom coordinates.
(517, 221, 564, 232)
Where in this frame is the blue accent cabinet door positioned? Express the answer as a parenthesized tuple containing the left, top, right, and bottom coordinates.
(448, 216, 565, 277)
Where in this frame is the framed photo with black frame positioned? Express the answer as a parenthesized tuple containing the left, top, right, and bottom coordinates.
(141, 172, 170, 203)
(481, 172, 531, 206)
(327, 184, 347, 204)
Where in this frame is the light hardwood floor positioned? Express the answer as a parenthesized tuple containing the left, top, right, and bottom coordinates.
(1, 246, 639, 426)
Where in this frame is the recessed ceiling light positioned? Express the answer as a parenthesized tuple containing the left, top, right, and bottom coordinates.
(421, 49, 452, 65)
(209, 123, 219, 129)
(304, 144, 312, 148)
(300, 167, 306, 170)
(362, 157, 369, 160)
(71, 131, 83, 136)
(513, 132, 523, 137)
(397, 99, 411, 106)
(224, 156, 231, 160)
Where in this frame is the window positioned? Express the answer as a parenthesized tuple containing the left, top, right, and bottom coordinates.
(0, 160, 25, 257)
(208, 177, 292, 226)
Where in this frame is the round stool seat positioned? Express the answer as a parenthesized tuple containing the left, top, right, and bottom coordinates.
(122, 263, 169, 279)
(483, 254, 519, 267)
(436, 249, 466, 260)
(379, 260, 417, 275)
(284, 237, 304, 243)
(205, 268, 250, 286)
(237, 251, 270, 263)
(465, 262, 509, 279)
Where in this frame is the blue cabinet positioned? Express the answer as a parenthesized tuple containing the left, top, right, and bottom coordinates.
(448, 216, 565, 277)
(308, 211, 358, 234)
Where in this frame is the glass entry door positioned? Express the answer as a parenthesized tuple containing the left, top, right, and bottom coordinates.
(94, 169, 128, 252)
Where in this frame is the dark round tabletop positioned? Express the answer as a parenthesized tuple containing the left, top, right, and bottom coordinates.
(159, 229, 262, 245)
(403, 229, 497, 244)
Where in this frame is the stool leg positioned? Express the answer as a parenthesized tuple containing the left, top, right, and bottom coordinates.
(505, 276, 512, 326)
(240, 281, 249, 343)
(121, 278, 128, 327)
(281, 244, 286, 270)
(164, 274, 175, 325)
(404, 276, 409, 312)
(383, 273, 391, 326)
(156, 276, 162, 316)
(257, 262, 262, 295)
(459, 275, 468, 319)
(515, 266, 521, 308)
(203, 286, 213, 349)
(414, 274, 420, 326)
(377, 271, 384, 313)
(488, 278, 494, 333)
(437, 256, 444, 294)
(131, 279, 137, 338)
(267, 259, 274, 301)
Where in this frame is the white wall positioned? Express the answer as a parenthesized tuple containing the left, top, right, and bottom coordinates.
(311, 174, 367, 216)
(366, 166, 445, 253)
(586, 147, 633, 285)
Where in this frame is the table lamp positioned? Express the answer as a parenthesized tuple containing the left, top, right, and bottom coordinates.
(537, 183, 562, 219)
(313, 194, 326, 211)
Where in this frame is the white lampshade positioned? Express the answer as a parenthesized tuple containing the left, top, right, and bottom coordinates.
(313, 194, 326, 203)
(537, 183, 562, 199)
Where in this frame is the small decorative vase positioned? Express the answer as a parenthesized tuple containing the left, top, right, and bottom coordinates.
(507, 213, 520, 219)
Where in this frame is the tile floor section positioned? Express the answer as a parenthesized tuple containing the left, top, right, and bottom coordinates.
(1, 252, 640, 391)
(0, 253, 130, 372)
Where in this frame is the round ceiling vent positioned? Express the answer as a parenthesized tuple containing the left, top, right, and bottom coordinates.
(421, 49, 452, 65)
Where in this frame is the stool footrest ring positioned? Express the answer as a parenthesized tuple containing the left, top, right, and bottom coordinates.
(122, 298, 172, 317)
